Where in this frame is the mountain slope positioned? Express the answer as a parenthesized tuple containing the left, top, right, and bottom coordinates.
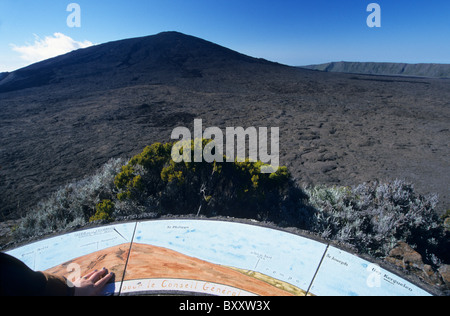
(0, 32, 449, 219)
(303, 61, 450, 78)
(0, 31, 274, 93)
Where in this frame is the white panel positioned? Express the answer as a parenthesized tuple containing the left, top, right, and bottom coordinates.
(309, 246, 431, 296)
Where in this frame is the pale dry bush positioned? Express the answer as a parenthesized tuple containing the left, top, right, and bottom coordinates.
(15, 158, 125, 239)
(306, 179, 445, 264)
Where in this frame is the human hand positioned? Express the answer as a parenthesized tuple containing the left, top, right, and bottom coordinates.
(73, 267, 114, 296)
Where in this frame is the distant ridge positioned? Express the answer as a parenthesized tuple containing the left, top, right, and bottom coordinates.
(302, 61, 450, 78)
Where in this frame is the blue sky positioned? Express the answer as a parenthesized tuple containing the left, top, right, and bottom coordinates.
(0, 0, 449, 72)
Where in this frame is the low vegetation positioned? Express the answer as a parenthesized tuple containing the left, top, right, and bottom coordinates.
(306, 182, 448, 264)
(12, 140, 449, 267)
(112, 140, 303, 224)
(14, 158, 125, 238)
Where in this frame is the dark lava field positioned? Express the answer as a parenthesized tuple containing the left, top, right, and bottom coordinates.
(1, 32, 449, 219)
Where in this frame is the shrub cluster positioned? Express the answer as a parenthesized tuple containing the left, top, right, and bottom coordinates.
(113, 140, 310, 225)
(306, 180, 448, 264)
(14, 158, 125, 239)
(12, 141, 449, 267)
(90, 200, 115, 222)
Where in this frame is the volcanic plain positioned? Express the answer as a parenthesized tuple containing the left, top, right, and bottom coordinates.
(0, 32, 449, 219)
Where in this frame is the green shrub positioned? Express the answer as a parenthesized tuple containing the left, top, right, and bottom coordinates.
(115, 142, 173, 202)
(89, 200, 115, 222)
(114, 139, 305, 223)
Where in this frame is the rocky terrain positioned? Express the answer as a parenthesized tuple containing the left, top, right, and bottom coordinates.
(0, 31, 449, 221)
(303, 61, 450, 78)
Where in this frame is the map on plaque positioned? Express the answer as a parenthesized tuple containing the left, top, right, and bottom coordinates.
(6, 222, 136, 295)
(120, 220, 327, 296)
(5, 219, 432, 296)
(308, 246, 431, 296)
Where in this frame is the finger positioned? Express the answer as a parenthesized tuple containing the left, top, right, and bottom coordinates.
(82, 270, 97, 279)
(95, 272, 114, 288)
(89, 268, 107, 282)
